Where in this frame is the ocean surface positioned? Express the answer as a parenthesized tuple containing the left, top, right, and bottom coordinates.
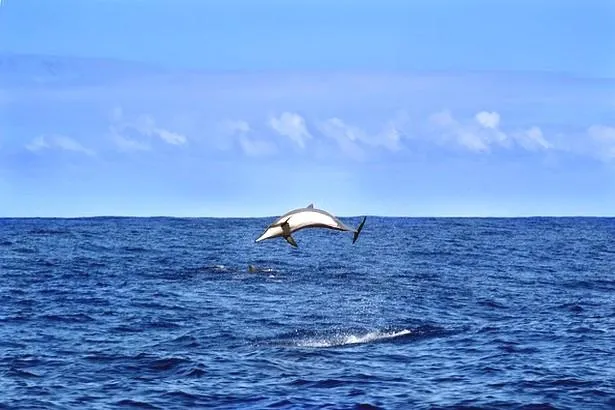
(1, 216, 614, 409)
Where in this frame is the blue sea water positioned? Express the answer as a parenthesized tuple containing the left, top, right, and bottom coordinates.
(1, 216, 614, 409)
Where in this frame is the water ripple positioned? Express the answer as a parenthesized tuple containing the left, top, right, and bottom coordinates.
(0, 217, 614, 409)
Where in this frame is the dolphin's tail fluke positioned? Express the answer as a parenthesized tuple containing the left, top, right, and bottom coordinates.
(352, 216, 367, 244)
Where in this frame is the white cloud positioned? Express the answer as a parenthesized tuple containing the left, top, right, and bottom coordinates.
(475, 111, 500, 129)
(376, 122, 403, 151)
(26, 135, 95, 156)
(212, 119, 252, 151)
(25, 136, 49, 151)
(238, 136, 277, 157)
(475, 111, 508, 147)
(109, 127, 151, 152)
(268, 112, 312, 149)
(429, 110, 456, 128)
(219, 118, 277, 156)
(588, 125, 615, 143)
(318, 118, 366, 160)
(512, 126, 551, 151)
(428, 110, 490, 152)
(224, 119, 251, 134)
(156, 128, 187, 145)
(429, 110, 550, 153)
(109, 108, 188, 151)
(54, 135, 94, 153)
(457, 129, 491, 152)
(132, 114, 187, 145)
(317, 116, 403, 159)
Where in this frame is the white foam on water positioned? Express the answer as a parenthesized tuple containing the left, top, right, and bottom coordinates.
(296, 329, 412, 348)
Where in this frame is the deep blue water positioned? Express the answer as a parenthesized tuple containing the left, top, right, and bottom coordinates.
(1, 216, 614, 409)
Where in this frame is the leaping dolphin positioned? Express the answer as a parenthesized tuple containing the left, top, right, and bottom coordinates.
(255, 203, 367, 248)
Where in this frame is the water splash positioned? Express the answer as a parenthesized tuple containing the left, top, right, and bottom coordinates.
(295, 329, 413, 348)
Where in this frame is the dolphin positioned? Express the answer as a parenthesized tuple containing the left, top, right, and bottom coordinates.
(255, 203, 367, 248)
(247, 264, 274, 273)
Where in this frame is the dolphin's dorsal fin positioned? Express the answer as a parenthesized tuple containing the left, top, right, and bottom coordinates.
(307, 203, 314, 209)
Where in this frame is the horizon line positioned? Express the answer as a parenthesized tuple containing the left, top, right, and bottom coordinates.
(1, 214, 614, 220)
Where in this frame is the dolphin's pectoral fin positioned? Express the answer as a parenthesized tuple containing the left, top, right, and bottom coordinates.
(280, 219, 297, 246)
(307, 203, 314, 209)
(284, 235, 298, 248)
(352, 216, 367, 244)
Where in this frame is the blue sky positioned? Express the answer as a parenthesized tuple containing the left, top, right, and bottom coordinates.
(0, 0, 614, 217)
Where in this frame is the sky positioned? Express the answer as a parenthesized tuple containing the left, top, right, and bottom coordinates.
(0, 0, 614, 217)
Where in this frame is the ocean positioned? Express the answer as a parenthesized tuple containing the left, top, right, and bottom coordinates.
(1, 216, 614, 409)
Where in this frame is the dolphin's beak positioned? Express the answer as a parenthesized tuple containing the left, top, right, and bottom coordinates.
(255, 225, 282, 243)
(255, 226, 279, 242)
(255, 231, 269, 242)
